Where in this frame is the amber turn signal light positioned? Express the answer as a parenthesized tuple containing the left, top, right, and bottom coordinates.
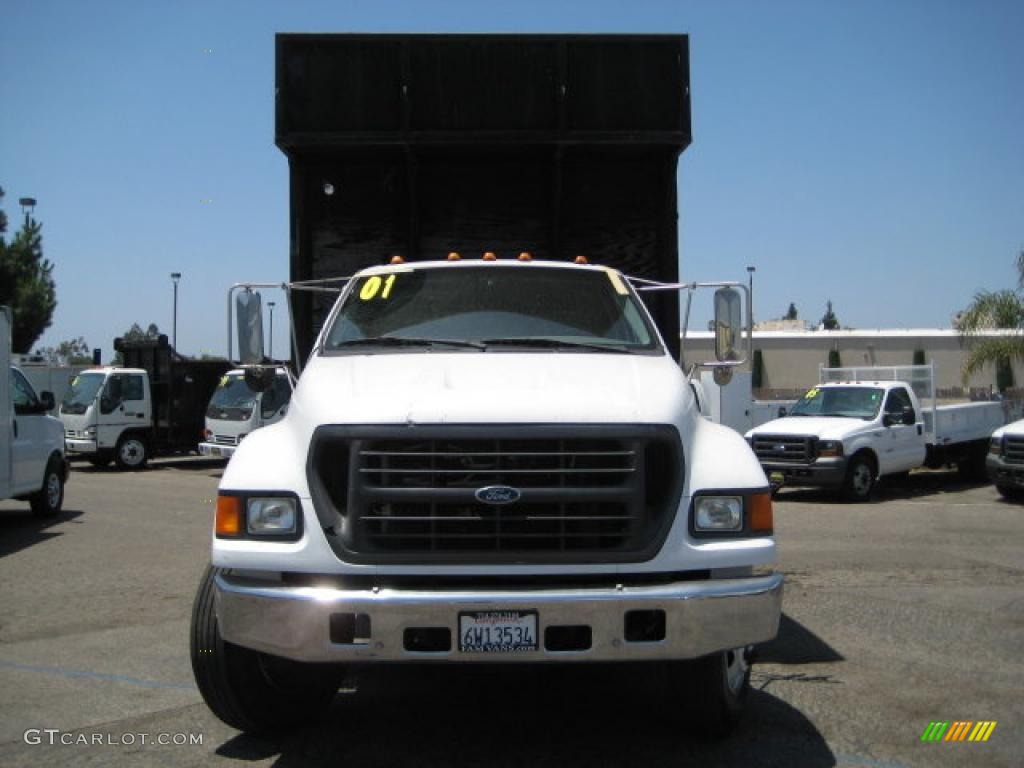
(482, 251, 497, 261)
(749, 492, 774, 534)
(518, 252, 532, 261)
(389, 255, 405, 264)
(216, 495, 242, 536)
(447, 251, 461, 261)
(574, 255, 589, 264)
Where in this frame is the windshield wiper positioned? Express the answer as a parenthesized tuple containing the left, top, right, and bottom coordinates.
(332, 336, 486, 350)
(479, 338, 632, 354)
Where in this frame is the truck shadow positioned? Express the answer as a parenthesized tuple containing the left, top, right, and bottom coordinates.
(777, 469, 989, 504)
(214, 623, 840, 767)
(0, 508, 84, 559)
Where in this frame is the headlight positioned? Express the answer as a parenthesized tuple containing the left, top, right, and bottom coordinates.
(818, 440, 843, 458)
(84, 426, 97, 437)
(246, 497, 297, 535)
(694, 496, 743, 531)
(989, 437, 1003, 456)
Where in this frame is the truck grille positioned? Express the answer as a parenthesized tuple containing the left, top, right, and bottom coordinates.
(212, 434, 239, 446)
(1004, 436, 1024, 465)
(308, 425, 683, 564)
(751, 434, 814, 464)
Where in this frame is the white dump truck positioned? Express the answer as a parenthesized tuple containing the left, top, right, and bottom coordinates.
(190, 259, 783, 737)
(198, 368, 292, 459)
(746, 365, 1004, 500)
(1, 306, 68, 517)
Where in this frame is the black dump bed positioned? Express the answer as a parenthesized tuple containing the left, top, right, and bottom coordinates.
(113, 336, 231, 453)
(276, 33, 691, 361)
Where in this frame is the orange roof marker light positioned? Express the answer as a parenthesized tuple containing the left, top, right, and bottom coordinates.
(518, 252, 533, 262)
(389, 255, 406, 265)
(482, 251, 498, 261)
(574, 255, 589, 265)
(447, 251, 462, 261)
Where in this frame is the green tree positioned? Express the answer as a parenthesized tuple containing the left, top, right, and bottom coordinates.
(35, 336, 92, 366)
(0, 187, 57, 352)
(820, 300, 840, 330)
(958, 250, 1024, 390)
(784, 303, 798, 320)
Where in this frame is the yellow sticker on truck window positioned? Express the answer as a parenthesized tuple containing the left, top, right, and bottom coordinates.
(804, 388, 819, 399)
(359, 273, 397, 301)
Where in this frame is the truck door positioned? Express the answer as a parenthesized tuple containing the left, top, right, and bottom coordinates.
(96, 373, 147, 449)
(10, 367, 48, 494)
(883, 387, 925, 472)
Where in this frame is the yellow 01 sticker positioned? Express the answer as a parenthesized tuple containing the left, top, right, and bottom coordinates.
(804, 387, 819, 399)
(359, 274, 396, 301)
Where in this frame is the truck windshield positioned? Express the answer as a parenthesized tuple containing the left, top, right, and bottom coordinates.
(323, 265, 659, 353)
(209, 375, 258, 409)
(61, 372, 106, 415)
(789, 386, 884, 420)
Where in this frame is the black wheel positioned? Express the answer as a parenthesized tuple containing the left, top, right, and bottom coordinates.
(30, 458, 64, 517)
(996, 485, 1024, 501)
(843, 454, 876, 501)
(115, 435, 148, 469)
(190, 565, 341, 733)
(676, 647, 751, 738)
(88, 453, 113, 468)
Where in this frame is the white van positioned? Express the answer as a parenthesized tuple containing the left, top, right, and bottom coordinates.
(1, 307, 68, 516)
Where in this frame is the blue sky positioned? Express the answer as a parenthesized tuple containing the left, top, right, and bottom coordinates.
(2, 0, 1022, 359)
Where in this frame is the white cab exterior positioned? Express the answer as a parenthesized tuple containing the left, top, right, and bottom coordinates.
(199, 368, 291, 459)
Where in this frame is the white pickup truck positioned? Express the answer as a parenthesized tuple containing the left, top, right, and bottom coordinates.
(986, 419, 1024, 499)
(1, 306, 68, 517)
(746, 365, 1004, 500)
(189, 259, 784, 737)
(198, 368, 292, 459)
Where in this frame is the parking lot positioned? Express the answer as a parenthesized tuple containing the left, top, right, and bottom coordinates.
(0, 459, 1020, 768)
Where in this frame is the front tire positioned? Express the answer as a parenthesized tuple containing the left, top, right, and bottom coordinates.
(30, 458, 64, 517)
(677, 647, 751, 738)
(115, 435, 148, 469)
(996, 485, 1023, 501)
(190, 566, 341, 734)
(843, 455, 876, 501)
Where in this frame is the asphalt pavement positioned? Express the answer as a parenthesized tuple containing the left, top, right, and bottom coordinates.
(0, 459, 1021, 767)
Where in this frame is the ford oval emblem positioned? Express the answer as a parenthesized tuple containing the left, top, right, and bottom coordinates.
(474, 485, 521, 505)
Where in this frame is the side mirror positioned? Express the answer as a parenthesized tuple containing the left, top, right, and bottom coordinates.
(777, 406, 787, 418)
(39, 391, 55, 412)
(713, 287, 742, 363)
(236, 290, 265, 365)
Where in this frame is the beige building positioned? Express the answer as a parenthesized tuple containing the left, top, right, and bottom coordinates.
(681, 329, 1023, 399)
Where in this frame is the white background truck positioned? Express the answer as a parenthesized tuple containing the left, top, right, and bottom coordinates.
(746, 365, 1005, 500)
(1, 306, 68, 517)
(986, 418, 1024, 499)
(198, 368, 292, 459)
(60, 337, 229, 469)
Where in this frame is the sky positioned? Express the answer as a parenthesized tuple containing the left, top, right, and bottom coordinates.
(1, 0, 1022, 360)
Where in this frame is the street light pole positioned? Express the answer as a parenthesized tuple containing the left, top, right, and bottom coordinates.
(268, 301, 276, 359)
(170, 272, 182, 350)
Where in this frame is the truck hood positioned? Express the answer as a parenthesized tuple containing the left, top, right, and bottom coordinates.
(291, 352, 686, 425)
(747, 416, 871, 440)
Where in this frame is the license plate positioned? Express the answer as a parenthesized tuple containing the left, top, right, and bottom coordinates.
(458, 610, 538, 653)
(210, 446, 221, 456)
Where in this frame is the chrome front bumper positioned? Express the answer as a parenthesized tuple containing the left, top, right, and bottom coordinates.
(198, 442, 235, 458)
(215, 571, 784, 663)
(64, 438, 98, 455)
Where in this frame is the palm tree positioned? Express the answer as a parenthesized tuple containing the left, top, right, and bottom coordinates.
(958, 250, 1024, 389)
